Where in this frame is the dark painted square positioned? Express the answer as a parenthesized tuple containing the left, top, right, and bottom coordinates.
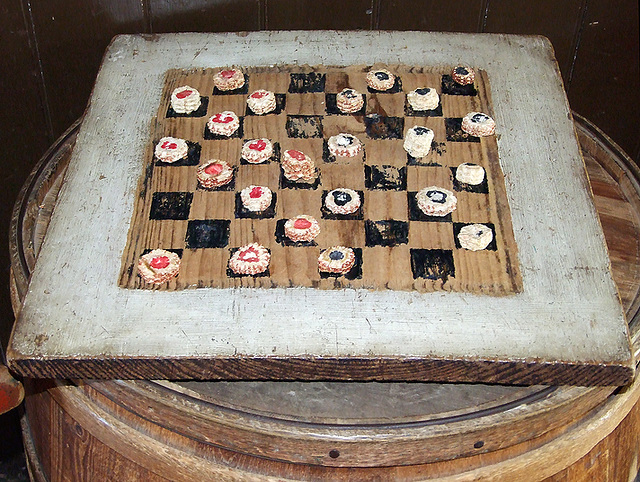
(364, 165, 407, 191)
(240, 142, 281, 165)
(365, 220, 409, 247)
(204, 118, 244, 140)
(325, 93, 366, 115)
(226, 247, 271, 278)
(185, 220, 231, 249)
(155, 141, 201, 167)
(245, 94, 287, 116)
(364, 114, 404, 139)
(410, 249, 455, 281)
(212, 75, 249, 95)
(445, 118, 480, 143)
(321, 190, 364, 220)
(453, 223, 497, 251)
(367, 76, 403, 94)
(286, 115, 324, 138)
(319, 248, 363, 280)
(441, 75, 477, 96)
(407, 192, 453, 222)
(149, 192, 193, 220)
(288, 73, 326, 93)
(279, 169, 321, 190)
(450, 167, 489, 193)
(166, 96, 209, 118)
(274, 219, 318, 247)
(404, 98, 443, 117)
(234, 192, 277, 219)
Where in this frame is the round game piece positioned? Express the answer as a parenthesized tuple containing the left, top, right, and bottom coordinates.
(284, 215, 320, 242)
(241, 138, 273, 164)
(407, 87, 439, 111)
(137, 249, 181, 285)
(327, 133, 362, 157)
(240, 185, 272, 212)
(155, 136, 189, 163)
(171, 85, 200, 114)
(325, 188, 361, 215)
(197, 160, 234, 188)
(247, 89, 277, 115)
(416, 186, 457, 216)
(170, 85, 201, 114)
(281, 149, 317, 183)
(456, 163, 485, 185)
(461, 112, 496, 137)
(207, 111, 240, 137)
(213, 69, 245, 91)
(318, 246, 356, 274)
(458, 223, 494, 251)
(451, 65, 475, 85)
(336, 88, 364, 114)
(403, 126, 435, 158)
(366, 69, 395, 91)
(229, 243, 270, 275)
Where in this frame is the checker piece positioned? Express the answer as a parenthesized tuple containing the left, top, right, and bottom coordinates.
(407, 87, 439, 111)
(462, 112, 496, 137)
(207, 111, 240, 137)
(213, 69, 245, 91)
(336, 88, 364, 113)
(137, 249, 181, 285)
(240, 185, 272, 212)
(458, 223, 494, 251)
(229, 243, 270, 275)
(170, 85, 201, 114)
(416, 187, 457, 216)
(318, 246, 356, 275)
(325, 188, 361, 215)
(284, 215, 320, 243)
(197, 160, 234, 188)
(242, 138, 273, 164)
(404, 126, 434, 158)
(247, 89, 277, 115)
(366, 69, 395, 91)
(155, 136, 188, 163)
(328, 133, 362, 157)
(451, 65, 475, 85)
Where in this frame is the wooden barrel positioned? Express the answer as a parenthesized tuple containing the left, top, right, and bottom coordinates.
(9, 114, 640, 481)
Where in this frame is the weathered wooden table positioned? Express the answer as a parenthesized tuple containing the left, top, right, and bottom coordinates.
(6, 32, 633, 385)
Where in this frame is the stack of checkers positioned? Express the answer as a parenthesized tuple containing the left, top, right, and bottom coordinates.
(121, 64, 522, 295)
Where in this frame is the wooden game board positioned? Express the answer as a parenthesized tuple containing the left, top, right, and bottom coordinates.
(7, 33, 633, 385)
(119, 65, 522, 294)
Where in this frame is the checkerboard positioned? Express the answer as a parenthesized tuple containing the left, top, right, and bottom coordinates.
(119, 65, 522, 294)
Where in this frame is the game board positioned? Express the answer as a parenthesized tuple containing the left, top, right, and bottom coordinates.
(120, 64, 522, 294)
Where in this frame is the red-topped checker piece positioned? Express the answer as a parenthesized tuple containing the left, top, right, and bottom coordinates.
(228, 243, 270, 275)
(137, 249, 181, 285)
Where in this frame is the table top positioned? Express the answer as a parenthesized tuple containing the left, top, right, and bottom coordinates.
(7, 31, 633, 385)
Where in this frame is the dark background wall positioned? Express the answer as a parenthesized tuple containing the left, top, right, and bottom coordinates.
(0, 0, 638, 374)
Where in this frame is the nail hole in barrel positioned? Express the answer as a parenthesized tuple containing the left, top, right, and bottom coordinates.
(329, 449, 340, 459)
(474, 441, 484, 449)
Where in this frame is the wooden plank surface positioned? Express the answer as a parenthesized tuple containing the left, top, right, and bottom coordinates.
(6, 31, 634, 384)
